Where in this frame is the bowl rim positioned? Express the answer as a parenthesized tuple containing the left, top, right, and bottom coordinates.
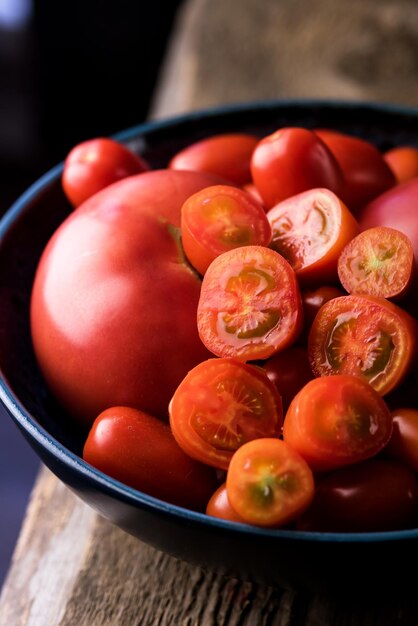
(2, 97, 418, 545)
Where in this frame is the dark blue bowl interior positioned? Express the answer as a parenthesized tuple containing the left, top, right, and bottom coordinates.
(2, 100, 418, 594)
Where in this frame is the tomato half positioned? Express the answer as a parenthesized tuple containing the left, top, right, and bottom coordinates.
(383, 146, 418, 184)
(206, 483, 246, 523)
(267, 188, 359, 285)
(283, 375, 393, 472)
(308, 294, 417, 396)
(385, 408, 418, 473)
(226, 438, 314, 527)
(197, 246, 303, 361)
(169, 358, 283, 470)
(83, 407, 218, 511)
(62, 137, 149, 207)
(181, 185, 271, 275)
(263, 346, 313, 412)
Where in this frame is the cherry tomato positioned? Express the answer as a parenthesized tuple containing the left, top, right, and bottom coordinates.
(315, 129, 395, 213)
(283, 375, 393, 472)
(181, 185, 271, 275)
(250, 127, 344, 209)
(226, 438, 314, 527)
(169, 358, 283, 470)
(383, 146, 418, 183)
(62, 137, 150, 207)
(301, 285, 345, 337)
(297, 459, 418, 532)
(263, 346, 313, 412)
(206, 483, 246, 523)
(267, 188, 359, 285)
(308, 294, 417, 396)
(197, 245, 303, 361)
(385, 408, 418, 473)
(242, 183, 265, 208)
(83, 407, 218, 511)
(169, 133, 258, 185)
(338, 226, 414, 300)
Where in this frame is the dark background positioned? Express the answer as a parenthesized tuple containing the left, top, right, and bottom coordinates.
(0, 0, 183, 587)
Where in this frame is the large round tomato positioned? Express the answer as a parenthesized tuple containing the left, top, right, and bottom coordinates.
(30, 170, 225, 426)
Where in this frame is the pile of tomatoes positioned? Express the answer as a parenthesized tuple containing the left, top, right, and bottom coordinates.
(30, 126, 418, 533)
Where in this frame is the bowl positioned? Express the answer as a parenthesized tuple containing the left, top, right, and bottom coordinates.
(2, 100, 418, 594)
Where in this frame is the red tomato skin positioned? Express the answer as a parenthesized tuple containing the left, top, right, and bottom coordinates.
(83, 407, 218, 511)
(206, 483, 246, 523)
(301, 286, 345, 341)
(296, 459, 418, 532)
(250, 128, 344, 209)
(169, 133, 258, 185)
(316, 130, 396, 213)
(385, 408, 418, 473)
(31, 170, 225, 426)
(383, 146, 418, 184)
(62, 137, 150, 207)
(263, 347, 313, 412)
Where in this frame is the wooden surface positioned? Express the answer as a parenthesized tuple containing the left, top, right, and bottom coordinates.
(2, 0, 418, 623)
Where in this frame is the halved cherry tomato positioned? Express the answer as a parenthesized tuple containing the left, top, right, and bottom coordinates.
(296, 459, 418, 532)
(169, 358, 283, 470)
(383, 146, 418, 184)
(267, 188, 359, 285)
(316, 129, 396, 213)
(83, 406, 218, 511)
(251, 128, 344, 209)
(197, 245, 303, 361)
(263, 346, 313, 412)
(226, 438, 314, 527)
(283, 375, 393, 472)
(308, 294, 417, 396)
(169, 133, 258, 185)
(62, 137, 149, 207)
(181, 185, 271, 275)
(338, 226, 414, 300)
(206, 483, 246, 523)
(385, 408, 418, 473)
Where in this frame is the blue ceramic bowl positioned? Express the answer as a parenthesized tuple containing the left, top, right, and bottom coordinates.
(1, 100, 418, 594)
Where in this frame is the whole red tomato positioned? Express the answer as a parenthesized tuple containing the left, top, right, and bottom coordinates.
(31, 170, 225, 426)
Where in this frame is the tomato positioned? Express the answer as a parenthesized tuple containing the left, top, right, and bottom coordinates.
(383, 146, 418, 183)
(181, 185, 271, 275)
(301, 285, 345, 338)
(83, 406, 218, 511)
(385, 408, 418, 473)
(169, 133, 258, 185)
(337, 226, 414, 300)
(62, 137, 149, 207)
(263, 346, 313, 412)
(169, 358, 283, 470)
(242, 183, 265, 208)
(206, 483, 246, 523)
(283, 375, 393, 472)
(251, 128, 344, 209)
(296, 459, 418, 532)
(315, 129, 396, 213)
(226, 438, 314, 527)
(197, 245, 303, 361)
(308, 294, 417, 396)
(267, 188, 359, 285)
(31, 170, 227, 426)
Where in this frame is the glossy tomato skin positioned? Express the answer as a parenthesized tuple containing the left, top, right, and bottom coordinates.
(169, 133, 258, 185)
(206, 483, 246, 523)
(263, 346, 313, 412)
(301, 285, 345, 340)
(62, 137, 150, 208)
(385, 408, 418, 473)
(83, 407, 218, 511)
(297, 459, 418, 532)
(31, 170, 226, 426)
(251, 128, 344, 209)
(383, 146, 418, 183)
(316, 130, 396, 213)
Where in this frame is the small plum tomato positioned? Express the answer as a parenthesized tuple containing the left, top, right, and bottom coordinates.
(383, 146, 418, 184)
(337, 227, 414, 300)
(283, 375, 393, 472)
(263, 346, 313, 412)
(242, 183, 265, 208)
(169, 133, 258, 185)
(169, 358, 283, 470)
(315, 129, 396, 213)
(296, 459, 418, 532)
(251, 127, 344, 209)
(308, 294, 417, 396)
(267, 188, 359, 286)
(226, 438, 314, 527)
(385, 408, 418, 473)
(206, 483, 247, 523)
(181, 185, 271, 275)
(62, 137, 149, 207)
(83, 407, 218, 511)
(197, 246, 303, 361)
